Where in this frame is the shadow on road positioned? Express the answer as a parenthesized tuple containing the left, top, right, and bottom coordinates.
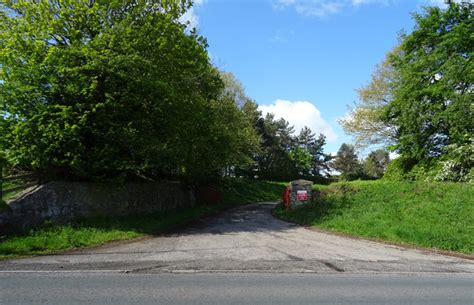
(171, 203, 298, 236)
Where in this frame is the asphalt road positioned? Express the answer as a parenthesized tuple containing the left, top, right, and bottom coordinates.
(1, 273, 473, 305)
(1, 203, 473, 304)
(1, 202, 472, 273)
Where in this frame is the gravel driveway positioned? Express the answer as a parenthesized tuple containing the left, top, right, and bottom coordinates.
(1, 203, 472, 273)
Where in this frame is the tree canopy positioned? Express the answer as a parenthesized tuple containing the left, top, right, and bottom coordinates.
(387, 3, 473, 161)
(341, 2, 473, 182)
(331, 143, 362, 180)
(339, 49, 398, 149)
(234, 99, 331, 182)
(0, 0, 258, 182)
(363, 149, 390, 179)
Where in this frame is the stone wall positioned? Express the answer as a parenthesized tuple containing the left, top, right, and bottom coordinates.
(289, 179, 313, 209)
(0, 181, 195, 232)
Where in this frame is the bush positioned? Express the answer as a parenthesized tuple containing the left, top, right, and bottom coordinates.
(384, 148, 473, 183)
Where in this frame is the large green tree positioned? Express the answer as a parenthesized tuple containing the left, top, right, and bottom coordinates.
(0, 0, 258, 181)
(331, 143, 362, 180)
(341, 2, 473, 181)
(296, 126, 331, 177)
(387, 2, 473, 162)
(363, 149, 390, 179)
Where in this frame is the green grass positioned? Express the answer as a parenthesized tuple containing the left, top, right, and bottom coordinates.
(0, 179, 285, 260)
(274, 180, 474, 254)
(1, 180, 27, 211)
(221, 178, 286, 204)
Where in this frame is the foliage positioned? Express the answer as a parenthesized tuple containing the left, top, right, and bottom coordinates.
(339, 50, 398, 149)
(254, 115, 330, 181)
(219, 71, 253, 109)
(0, 1, 258, 182)
(386, 3, 473, 162)
(342, 3, 473, 182)
(384, 139, 473, 183)
(274, 180, 474, 253)
(0, 178, 284, 260)
(230, 93, 331, 182)
(383, 156, 414, 181)
(432, 137, 474, 183)
(297, 127, 332, 177)
(331, 143, 362, 180)
(363, 149, 390, 179)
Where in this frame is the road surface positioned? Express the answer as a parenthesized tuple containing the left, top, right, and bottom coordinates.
(1, 273, 473, 305)
(1, 203, 473, 304)
(1, 202, 472, 273)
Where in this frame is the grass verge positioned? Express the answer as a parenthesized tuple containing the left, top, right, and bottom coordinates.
(0, 179, 285, 260)
(274, 180, 473, 254)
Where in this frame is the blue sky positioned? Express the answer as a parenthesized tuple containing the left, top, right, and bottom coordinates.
(187, 0, 453, 154)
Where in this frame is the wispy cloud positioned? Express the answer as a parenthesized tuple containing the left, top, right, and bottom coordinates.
(351, 0, 379, 6)
(273, 0, 460, 18)
(420, 0, 465, 8)
(273, 0, 391, 17)
(297, 2, 343, 17)
(274, 0, 344, 17)
(269, 29, 296, 43)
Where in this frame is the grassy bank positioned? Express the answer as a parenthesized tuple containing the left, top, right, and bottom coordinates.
(1, 181, 22, 211)
(0, 179, 284, 260)
(274, 180, 473, 254)
(221, 179, 285, 204)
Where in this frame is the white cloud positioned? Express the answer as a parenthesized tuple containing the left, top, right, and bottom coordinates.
(259, 100, 338, 142)
(420, 0, 465, 8)
(179, 10, 199, 28)
(389, 151, 399, 160)
(179, 0, 207, 29)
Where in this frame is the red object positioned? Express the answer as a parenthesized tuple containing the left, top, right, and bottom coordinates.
(297, 190, 308, 201)
(196, 186, 222, 205)
(283, 186, 290, 208)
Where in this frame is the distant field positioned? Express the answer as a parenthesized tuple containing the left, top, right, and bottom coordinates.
(274, 180, 473, 254)
(0, 179, 285, 260)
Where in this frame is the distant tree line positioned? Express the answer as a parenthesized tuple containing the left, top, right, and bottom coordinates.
(239, 106, 332, 183)
(331, 144, 390, 181)
(340, 2, 473, 182)
(219, 73, 332, 182)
